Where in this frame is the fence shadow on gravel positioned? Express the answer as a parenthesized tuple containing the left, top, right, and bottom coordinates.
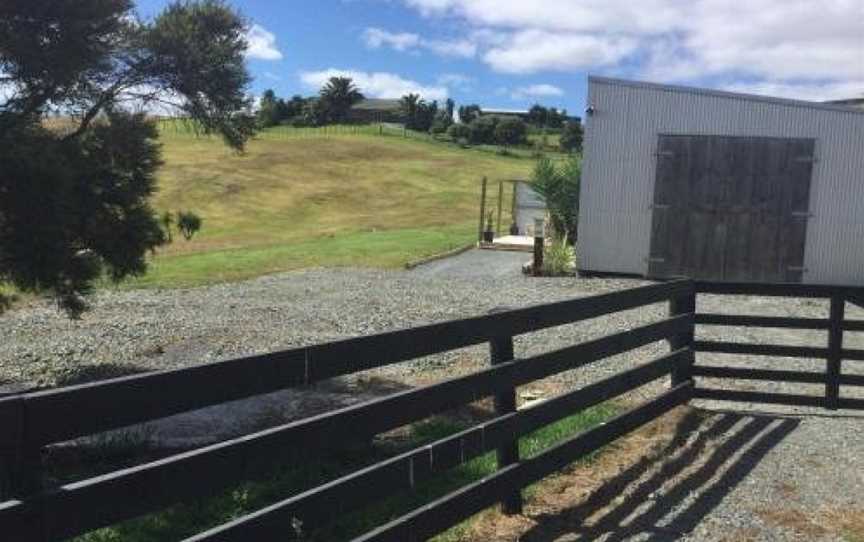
(519, 409, 800, 541)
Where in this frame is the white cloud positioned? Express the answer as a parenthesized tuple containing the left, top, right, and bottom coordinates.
(299, 69, 448, 101)
(484, 30, 637, 74)
(245, 24, 283, 61)
(363, 28, 421, 51)
(263, 71, 282, 81)
(722, 80, 864, 103)
(424, 39, 477, 58)
(510, 83, 564, 100)
(400, 0, 864, 99)
(362, 27, 476, 58)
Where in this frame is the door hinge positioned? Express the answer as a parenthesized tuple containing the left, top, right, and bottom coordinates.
(650, 204, 671, 210)
(791, 211, 814, 218)
(787, 266, 808, 273)
(645, 257, 666, 263)
(794, 155, 818, 163)
(655, 151, 675, 158)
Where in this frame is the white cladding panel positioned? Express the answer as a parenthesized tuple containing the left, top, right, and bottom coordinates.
(578, 77, 864, 284)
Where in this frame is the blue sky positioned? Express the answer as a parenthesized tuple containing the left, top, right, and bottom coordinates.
(136, 0, 863, 111)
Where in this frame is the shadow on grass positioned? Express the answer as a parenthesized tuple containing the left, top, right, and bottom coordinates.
(518, 409, 800, 541)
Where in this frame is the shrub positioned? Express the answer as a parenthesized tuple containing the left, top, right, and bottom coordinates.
(177, 211, 203, 241)
(468, 116, 498, 145)
(458, 104, 481, 124)
(542, 234, 576, 276)
(530, 156, 581, 241)
(560, 121, 584, 153)
(447, 123, 471, 141)
(494, 117, 527, 146)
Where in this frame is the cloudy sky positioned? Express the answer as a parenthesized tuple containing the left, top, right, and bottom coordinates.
(136, 0, 864, 111)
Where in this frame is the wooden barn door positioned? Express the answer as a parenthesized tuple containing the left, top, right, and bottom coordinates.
(649, 135, 815, 282)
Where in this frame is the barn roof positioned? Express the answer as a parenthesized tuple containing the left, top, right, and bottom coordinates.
(589, 76, 864, 116)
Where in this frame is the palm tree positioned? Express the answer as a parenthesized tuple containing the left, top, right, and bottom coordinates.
(400, 93, 423, 130)
(318, 77, 364, 123)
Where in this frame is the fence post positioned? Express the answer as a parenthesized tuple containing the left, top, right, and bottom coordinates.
(668, 283, 696, 387)
(0, 397, 41, 500)
(533, 218, 544, 276)
(478, 177, 488, 244)
(826, 294, 844, 410)
(488, 308, 523, 515)
(496, 181, 504, 236)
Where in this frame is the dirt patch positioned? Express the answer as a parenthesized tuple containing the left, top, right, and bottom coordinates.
(753, 507, 828, 538)
(818, 507, 864, 542)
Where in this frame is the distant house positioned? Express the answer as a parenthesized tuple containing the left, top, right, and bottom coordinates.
(346, 98, 404, 123)
(477, 108, 531, 121)
(477, 108, 581, 124)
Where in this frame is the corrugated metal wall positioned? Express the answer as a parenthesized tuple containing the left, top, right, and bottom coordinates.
(578, 77, 864, 284)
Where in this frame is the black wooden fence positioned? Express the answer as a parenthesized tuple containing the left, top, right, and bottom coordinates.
(692, 281, 864, 411)
(0, 279, 862, 541)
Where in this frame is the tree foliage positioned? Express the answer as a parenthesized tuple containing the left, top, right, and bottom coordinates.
(458, 104, 481, 124)
(530, 157, 581, 243)
(318, 77, 364, 124)
(525, 104, 568, 129)
(177, 211, 203, 241)
(0, 0, 255, 315)
(400, 93, 438, 132)
(559, 120, 584, 153)
(446, 123, 470, 142)
(494, 117, 528, 146)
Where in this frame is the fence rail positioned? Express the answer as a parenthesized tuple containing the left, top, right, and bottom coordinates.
(0, 280, 693, 541)
(692, 280, 864, 410)
(2, 278, 863, 541)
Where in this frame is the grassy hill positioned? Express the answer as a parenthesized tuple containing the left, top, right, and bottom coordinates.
(128, 129, 536, 288)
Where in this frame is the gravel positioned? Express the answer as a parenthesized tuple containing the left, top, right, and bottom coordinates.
(2, 259, 862, 539)
(0, 266, 661, 390)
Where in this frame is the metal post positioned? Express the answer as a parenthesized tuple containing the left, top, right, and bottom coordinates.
(478, 177, 487, 244)
(668, 287, 696, 387)
(826, 294, 844, 410)
(488, 308, 522, 515)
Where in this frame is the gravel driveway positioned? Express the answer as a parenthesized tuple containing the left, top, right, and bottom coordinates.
(1, 264, 862, 540)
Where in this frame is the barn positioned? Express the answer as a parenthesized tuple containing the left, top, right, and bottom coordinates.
(577, 76, 864, 285)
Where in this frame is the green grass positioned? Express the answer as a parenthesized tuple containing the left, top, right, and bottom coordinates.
(126, 224, 474, 288)
(129, 128, 536, 288)
(72, 403, 618, 542)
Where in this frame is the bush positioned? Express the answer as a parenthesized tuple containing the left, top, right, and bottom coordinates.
(447, 123, 471, 141)
(468, 116, 498, 145)
(429, 118, 449, 135)
(530, 156, 581, 241)
(542, 235, 576, 276)
(559, 121, 584, 153)
(177, 211, 203, 241)
(494, 117, 527, 146)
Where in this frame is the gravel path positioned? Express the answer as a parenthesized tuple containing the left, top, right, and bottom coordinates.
(410, 248, 529, 279)
(2, 264, 862, 539)
(0, 265, 660, 389)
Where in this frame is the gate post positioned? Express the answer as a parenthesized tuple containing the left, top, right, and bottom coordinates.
(478, 177, 488, 244)
(668, 283, 696, 387)
(826, 294, 844, 410)
(488, 307, 523, 515)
